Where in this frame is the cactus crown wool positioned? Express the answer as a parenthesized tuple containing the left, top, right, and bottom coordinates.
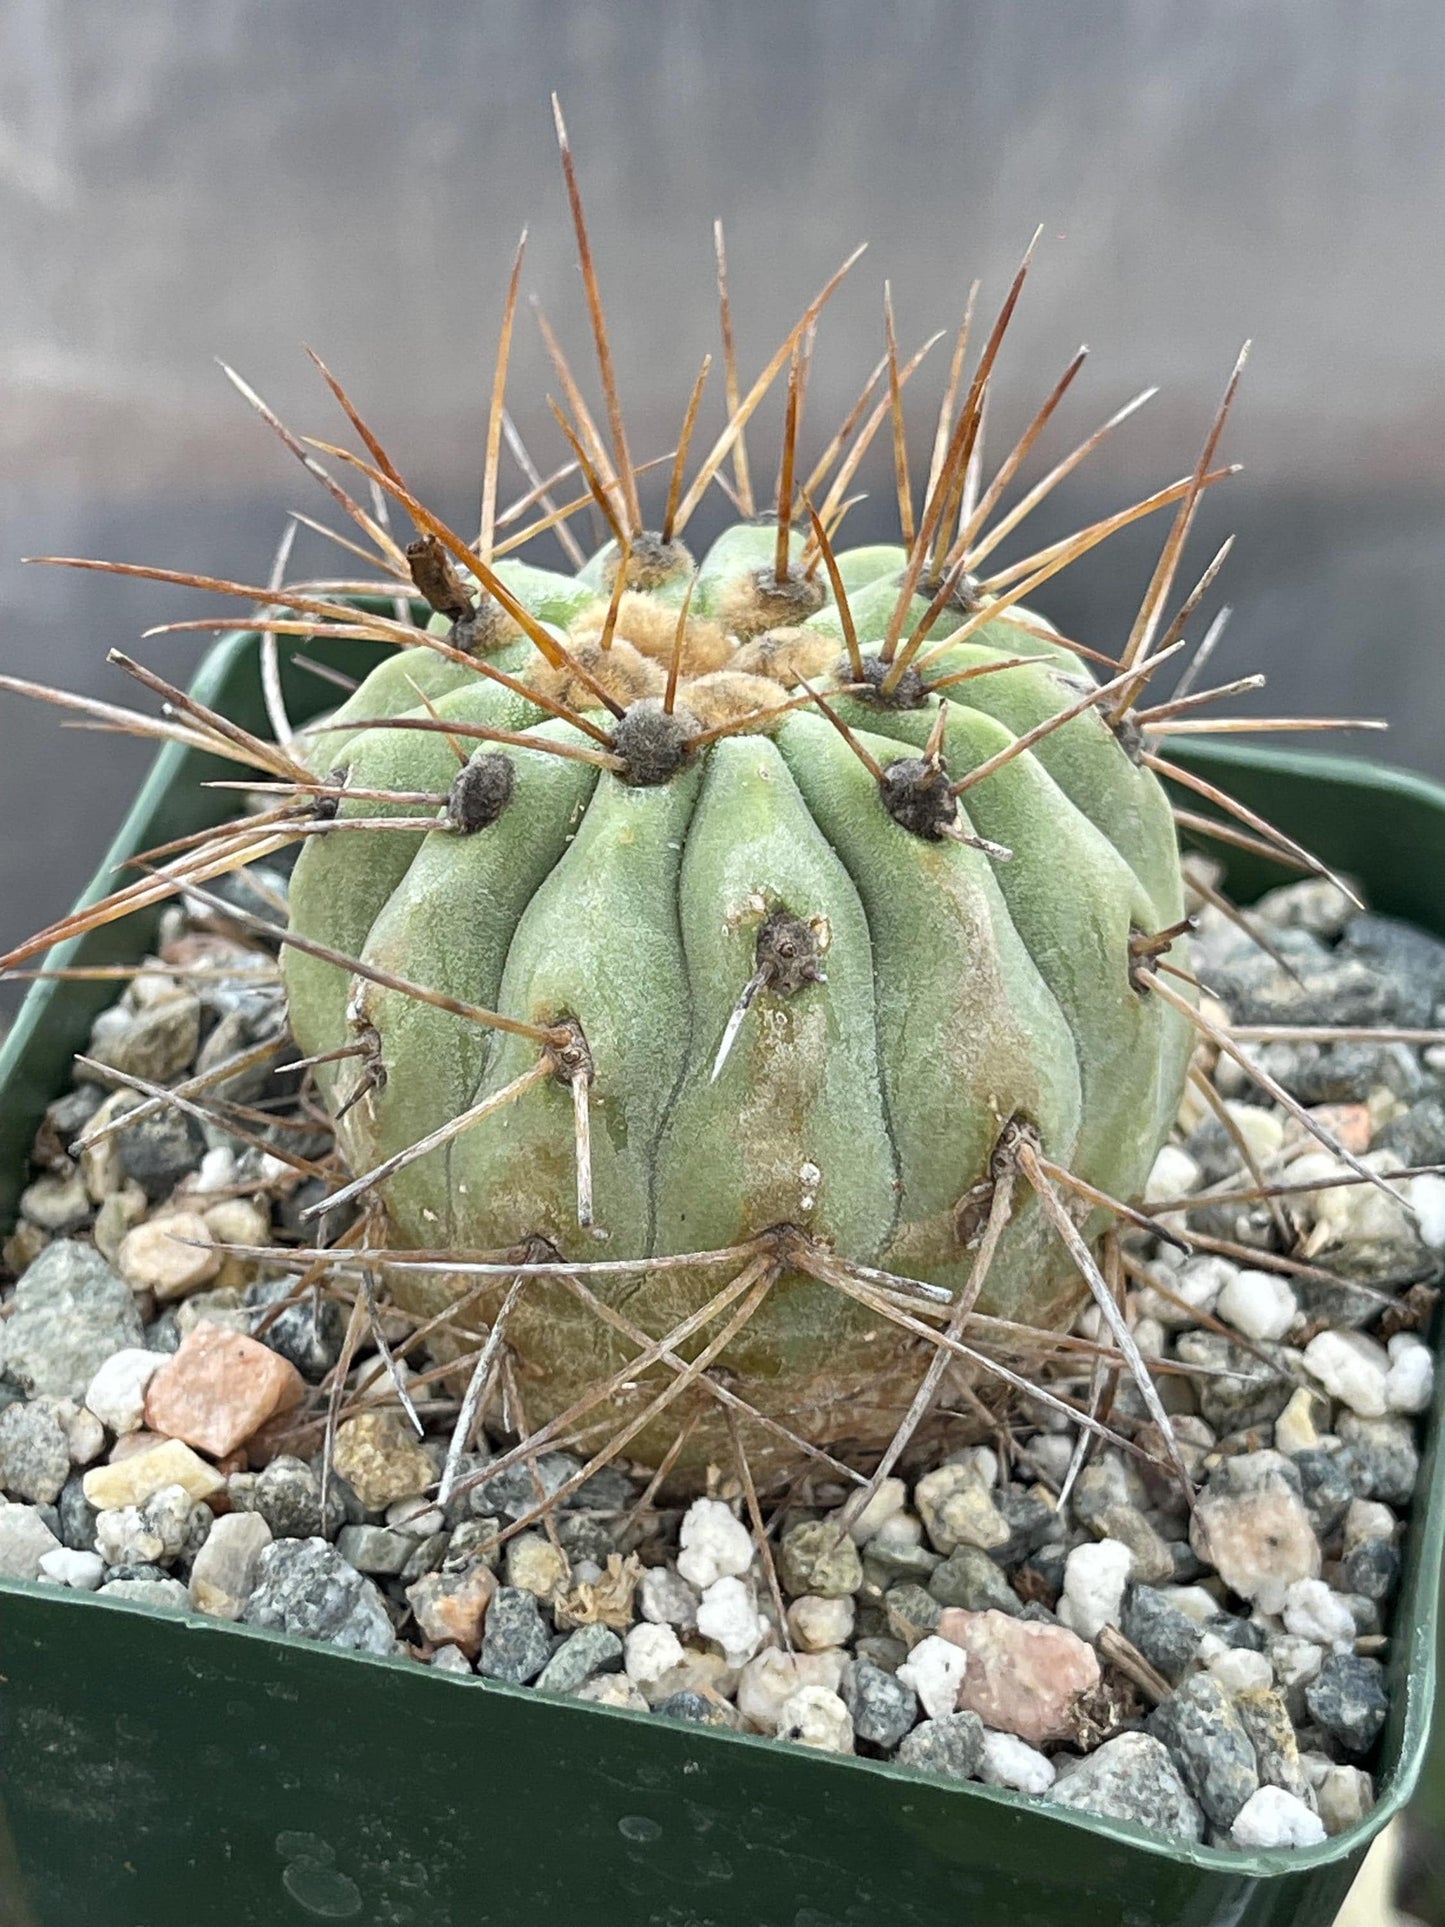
(4, 99, 1388, 1523)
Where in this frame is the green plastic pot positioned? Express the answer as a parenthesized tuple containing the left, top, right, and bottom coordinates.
(1, 623, 1442, 1927)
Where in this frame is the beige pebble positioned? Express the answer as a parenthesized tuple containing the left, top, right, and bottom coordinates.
(83, 1437, 225, 1509)
(118, 1213, 220, 1301)
(333, 1411, 435, 1512)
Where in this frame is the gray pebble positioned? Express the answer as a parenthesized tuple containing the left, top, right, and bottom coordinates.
(1094, 1504, 1176, 1587)
(1148, 1674, 1260, 1828)
(0, 1241, 144, 1400)
(1174, 1332, 1298, 1434)
(883, 1582, 942, 1644)
(843, 1659, 919, 1749)
(1305, 1654, 1389, 1756)
(19, 1170, 92, 1236)
(0, 1501, 62, 1578)
(0, 1400, 72, 1504)
(1342, 1537, 1400, 1604)
(535, 1623, 624, 1695)
(1048, 1732, 1205, 1842)
(1338, 915, 1445, 1014)
(896, 1711, 985, 1779)
(88, 995, 199, 1087)
(1376, 1096, 1445, 1168)
(336, 1524, 414, 1577)
(96, 1576, 191, 1612)
(1336, 1414, 1420, 1505)
(1294, 1450, 1358, 1537)
(1235, 1687, 1310, 1800)
(115, 1106, 207, 1202)
(927, 1545, 1019, 1615)
(477, 1587, 551, 1684)
(1122, 1585, 1203, 1682)
(246, 1278, 347, 1378)
(1204, 1614, 1267, 1653)
(242, 1537, 395, 1655)
(57, 1473, 98, 1552)
(993, 1487, 1058, 1566)
(557, 1509, 619, 1567)
(231, 1457, 327, 1540)
(778, 1519, 863, 1598)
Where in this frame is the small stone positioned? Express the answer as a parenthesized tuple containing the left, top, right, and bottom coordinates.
(927, 1545, 1019, 1615)
(896, 1632, 969, 1719)
(0, 1502, 61, 1578)
(915, 1462, 1009, 1555)
(675, 1496, 754, 1589)
(993, 1486, 1058, 1566)
(1234, 1686, 1309, 1799)
(1343, 1536, 1400, 1604)
(624, 1620, 685, 1685)
(638, 1564, 699, 1632)
(1407, 1172, 1445, 1248)
(385, 1493, 444, 1536)
(846, 1477, 907, 1544)
(1274, 1387, 1329, 1457)
(20, 1169, 92, 1236)
(1145, 1145, 1201, 1204)
(175, 1287, 251, 1339)
(242, 1537, 394, 1653)
(642, 1645, 742, 1708)
(336, 1525, 412, 1576)
(1267, 1633, 1326, 1718)
(1303, 1331, 1390, 1418)
(430, 1644, 473, 1676)
(1049, 1732, 1204, 1841)
(82, 1438, 224, 1510)
(1147, 1674, 1259, 1827)
(504, 1531, 569, 1599)
(407, 1561, 497, 1658)
(939, 1608, 1101, 1746)
(188, 1510, 273, 1618)
(1230, 1785, 1327, 1849)
(1336, 1413, 1420, 1503)
(736, 1649, 847, 1734)
(57, 1473, 97, 1552)
(536, 1623, 624, 1695)
(1282, 1578, 1357, 1652)
(81, 1346, 163, 1439)
(1093, 1506, 1174, 1588)
(1305, 1654, 1388, 1755)
(1384, 1333, 1433, 1414)
(0, 1242, 144, 1400)
(114, 1105, 207, 1202)
(1059, 1538, 1133, 1641)
(896, 1710, 985, 1779)
(332, 1411, 434, 1513)
(842, 1659, 918, 1748)
(1190, 1454, 1321, 1613)
(246, 1277, 347, 1378)
(651, 1690, 738, 1728)
(38, 1547, 104, 1589)
(142, 1324, 305, 1457)
(1315, 1764, 1374, 1836)
(979, 1728, 1055, 1794)
(573, 1674, 648, 1711)
(97, 1576, 191, 1612)
(777, 1685, 854, 1754)
(117, 1214, 221, 1302)
(239, 1457, 327, 1540)
(695, 1574, 769, 1664)
(1175, 1331, 1297, 1434)
(1123, 1585, 1204, 1682)
(1209, 1647, 1274, 1695)
(89, 992, 199, 1085)
(476, 1586, 550, 1683)
(96, 1484, 194, 1568)
(787, 1592, 855, 1651)
(1293, 1449, 1357, 1536)
(884, 1581, 943, 1646)
(0, 1400, 71, 1503)
(778, 1518, 863, 1598)
(1216, 1271, 1298, 1344)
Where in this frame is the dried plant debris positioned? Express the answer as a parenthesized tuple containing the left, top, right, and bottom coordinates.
(0, 104, 1430, 1855)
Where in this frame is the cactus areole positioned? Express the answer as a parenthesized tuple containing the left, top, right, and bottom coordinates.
(285, 513, 1196, 1473)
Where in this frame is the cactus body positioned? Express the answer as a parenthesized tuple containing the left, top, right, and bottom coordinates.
(285, 535, 1193, 1471)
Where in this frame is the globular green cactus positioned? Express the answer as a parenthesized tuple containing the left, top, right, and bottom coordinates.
(282, 501, 1197, 1473)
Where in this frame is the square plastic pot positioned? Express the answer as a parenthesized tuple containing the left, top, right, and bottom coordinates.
(0, 624, 1442, 1927)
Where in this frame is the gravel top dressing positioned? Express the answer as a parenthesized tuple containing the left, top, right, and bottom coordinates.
(1, 857, 1438, 1855)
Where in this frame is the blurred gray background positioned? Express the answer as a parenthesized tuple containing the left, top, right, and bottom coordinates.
(2, 0, 1443, 991)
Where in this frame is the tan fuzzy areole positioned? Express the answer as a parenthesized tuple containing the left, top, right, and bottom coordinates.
(680, 669, 799, 734)
(732, 625, 841, 688)
(528, 637, 664, 713)
(571, 589, 736, 675)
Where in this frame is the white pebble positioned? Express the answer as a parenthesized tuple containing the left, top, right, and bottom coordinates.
(1303, 1330, 1390, 1418)
(623, 1621, 685, 1686)
(1216, 1270, 1298, 1344)
(37, 1547, 104, 1590)
(1140, 1254, 1234, 1329)
(1282, 1578, 1356, 1653)
(192, 1146, 238, 1193)
(846, 1476, 907, 1544)
(1058, 1539, 1133, 1642)
(896, 1634, 968, 1720)
(83, 1348, 165, 1435)
(1160, 1585, 1222, 1625)
(737, 1649, 845, 1733)
(1405, 1172, 1445, 1250)
(1222, 1103, 1287, 1165)
(1385, 1332, 1434, 1415)
(639, 1564, 699, 1631)
(1144, 1145, 1201, 1205)
(979, 1729, 1055, 1794)
(695, 1575, 768, 1665)
(776, 1685, 853, 1754)
(787, 1593, 854, 1653)
(1208, 1646, 1274, 1694)
(676, 1496, 754, 1590)
(1230, 1785, 1327, 1850)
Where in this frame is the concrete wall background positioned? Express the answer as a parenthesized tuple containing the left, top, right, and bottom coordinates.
(3, 0, 1443, 980)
